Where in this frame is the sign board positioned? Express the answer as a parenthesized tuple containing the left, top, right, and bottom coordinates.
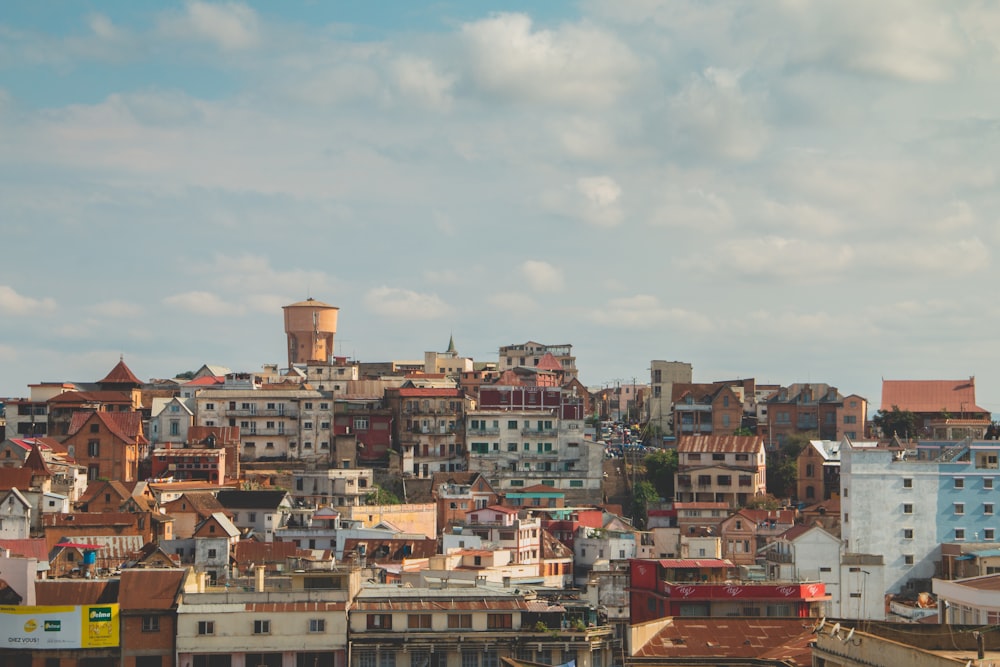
(0, 604, 119, 649)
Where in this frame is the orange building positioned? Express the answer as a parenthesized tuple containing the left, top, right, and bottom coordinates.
(64, 411, 146, 482)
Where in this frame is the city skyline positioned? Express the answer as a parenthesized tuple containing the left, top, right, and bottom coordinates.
(2, 1, 999, 408)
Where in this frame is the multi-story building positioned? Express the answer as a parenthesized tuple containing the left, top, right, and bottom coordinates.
(63, 411, 146, 482)
(880, 378, 990, 439)
(498, 341, 578, 381)
(430, 471, 499, 532)
(464, 505, 541, 566)
(3, 382, 76, 437)
(177, 566, 359, 667)
(629, 558, 829, 622)
(147, 396, 195, 445)
(797, 439, 841, 503)
(838, 393, 867, 440)
(671, 382, 744, 437)
(424, 335, 474, 377)
(648, 360, 693, 437)
(673, 435, 767, 507)
(194, 388, 332, 462)
(765, 383, 845, 447)
(386, 386, 468, 478)
(349, 585, 615, 667)
(466, 386, 601, 498)
(290, 467, 373, 508)
(841, 437, 1000, 600)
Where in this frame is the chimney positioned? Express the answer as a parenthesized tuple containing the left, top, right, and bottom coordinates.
(255, 565, 265, 592)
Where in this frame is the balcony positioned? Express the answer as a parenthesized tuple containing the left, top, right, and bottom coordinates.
(226, 409, 298, 418)
(468, 428, 500, 436)
(522, 429, 560, 437)
(764, 551, 794, 564)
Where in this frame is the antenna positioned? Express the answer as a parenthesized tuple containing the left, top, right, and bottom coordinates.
(843, 627, 855, 643)
(829, 622, 841, 637)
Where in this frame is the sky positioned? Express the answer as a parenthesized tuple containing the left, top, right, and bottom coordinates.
(2, 1, 1000, 412)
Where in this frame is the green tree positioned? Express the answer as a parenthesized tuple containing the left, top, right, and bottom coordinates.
(872, 405, 918, 439)
(733, 427, 755, 436)
(365, 485, 401, 505)
(766, 432, 813, 501)
(744, 494, 782, 510)
(631, 480, 659, 529)
(643, 449, 677, 500)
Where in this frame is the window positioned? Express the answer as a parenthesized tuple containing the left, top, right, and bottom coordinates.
(367, 614, 391, 629)
(354, 418, 369, 431)
(507, 443, 517, 451)
(462, 652, 480, 667)
(955, 503, 965, 515)
(304, 422, 313, 430)
(903, 528, 913, 539)
(904, 555, 914, 566)
(90, 423, 100, 433)
(304, 402, 313, 410)
(141, 615, 160, 632)
(843, 415, 857, 424)
(407, 614, 432, 629)
(88, 441, 100, 457)
(308, 618, 325, 633)
(956, 528, 966, 540)
(987, 503, 995, 516)
(903, 478, 913, 489)
(487, 613, 512, 629)
(508, 420, 518, 429)
(955, 477, 965, 489)
(448, 614, 472, 628)
(208, 549, 218, 559)
(987, 529, 996, 541)
(254, 619, 271, 634)
(987, 478, 995, 490)
(198, 620, 215, 635)
(903, 504, 913, 514)
(205, 403, 215, 410)
(249, 512, 257, 522)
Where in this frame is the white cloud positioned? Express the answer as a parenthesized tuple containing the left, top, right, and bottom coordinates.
(488, 292, 542, 315)
(93, 300, 143, 318)
(541, 175, 625, 228)
(364, 287, 451, 320)
(163, 291, 245, 316)
(871, 238, 990, 274)
(159, 1, 260, 52)
(585, 295, 714, 331)
(649, 187, 733, 230)
(520, 260, 565, 293)
(667, 67, 768, 161)
(0, 286, 56, 315)
(692, 236, 856, 279)
(460, 13, 639, 106)
(391, 56, 454, 111)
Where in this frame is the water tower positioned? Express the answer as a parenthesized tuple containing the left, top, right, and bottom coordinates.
(283, 298, 339, 367)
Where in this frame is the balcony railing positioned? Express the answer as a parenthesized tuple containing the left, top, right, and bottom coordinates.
(468, 428, 500, 436)
(226, 409, 298, 418)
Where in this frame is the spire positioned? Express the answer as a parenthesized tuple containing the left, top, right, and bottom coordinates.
(446, 333, 457, 355)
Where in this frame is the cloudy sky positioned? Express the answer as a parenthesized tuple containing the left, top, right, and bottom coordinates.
(2, 1, 1000, 411)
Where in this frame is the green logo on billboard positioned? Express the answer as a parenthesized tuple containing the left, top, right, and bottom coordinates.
(44, 620, 61, 631)
(89, 607, 112, 622)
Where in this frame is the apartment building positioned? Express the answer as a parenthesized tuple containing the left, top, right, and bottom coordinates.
(674, 435, 767, 507)
(498, 341, 578, 381)
(765, 383, 844, 447)
(385, 386, 469, 479)
(647, 360, 693, 437)
(194, 388, 332, 461)
(671, 382, 744, 437)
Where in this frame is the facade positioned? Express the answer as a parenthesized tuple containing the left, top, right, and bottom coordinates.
(838, 393, 867, 441)
(150, 446, 227, 485)
(290, 467, 373, 508)
(647, 360, 693, 437)
(349, 585, 614, 667)
(423, 336, 474, 377)
(63, 411, 146, 482)
(671, 382, 744, 437)
(119, 568, 186, 667)
(717, 508, 796, 566)
(195, 389, 332, 462)
(464, 506, 542, 566)
(386, 386, 468, 479)
(673, 435, 767, 506)
(498, 341, 578, 381)
(761, 524, 841, 614)
(147, 396, 195, 445)
(431, 472, 498, 532)
(466, 386, 600, 497)
(177, 567, 358, 667)
(797, 439, 841, 503)
(766, 383, 845, 447)
(216, 490, 293, 542)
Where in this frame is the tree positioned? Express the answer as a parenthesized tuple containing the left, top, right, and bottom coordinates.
(744, 494, 782, 510)
(733, 427, 755, 436)
(365, 485, 401, 505)
(643, 449, 677, 500)
(872, 405, 918, 439)
(631, 480, 659, 530)
(766, 432, 813, 502)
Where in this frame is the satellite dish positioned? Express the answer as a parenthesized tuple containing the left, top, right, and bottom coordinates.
(813, 617, 826, 633)
(829, 622, 841, 637)
(843, 627, 855, 643)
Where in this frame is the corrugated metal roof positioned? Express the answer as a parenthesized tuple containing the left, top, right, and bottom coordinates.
(677, 435, 764, 454)
(119, 569, 185, 610)
(634, 617, 815, 663)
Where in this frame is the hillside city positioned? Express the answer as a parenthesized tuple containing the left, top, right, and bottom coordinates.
(2, 297, 1000, 666)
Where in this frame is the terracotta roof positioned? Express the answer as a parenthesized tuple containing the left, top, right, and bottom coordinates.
(541, 529, 572, 559)
(119, 569, 185, 610)
(182, 376, 226, 387)
(677, 435, 764, 454)
(475, 505, 519, 515)
(163, 492, 226, 517)
(98, 358, 143, 386)
(79, 480, 131, 505)
(633, 617, 815, 664)
(342, 537, 438, 562)
(67, 411, 146, 444)
(494, 370, 523, 386)
(49, 390, 134, 405)
(881, 379, 988, 414)
(22, 443, 51, 476)
(0, 538, 49, 561)
(0, 468, 34, 491)
(233, 540, 302, 566)
(35, 580, 119, 605)
(534, 353, 563, 372)
(284, 298, 336, 308)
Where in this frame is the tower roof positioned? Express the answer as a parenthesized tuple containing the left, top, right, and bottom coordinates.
(284, 297, 337, 309)
(447, 334, 457, 354)
(98, 357, 142, 387)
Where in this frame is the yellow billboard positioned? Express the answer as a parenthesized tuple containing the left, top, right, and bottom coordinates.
(0, 604, 119, 649)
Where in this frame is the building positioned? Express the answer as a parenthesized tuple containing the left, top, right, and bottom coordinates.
(766, 383, 845, 447)
(498, 341, 578, 381)
(797, 439, 841, 503)
(63, 411, 146, 482)
(215, 490, 293, 542)
(880, 378, 991, 439)
(647, 360, 693, 437)
(386, 385, 469, 479)
(283, 297, 339, 367)
(424, 335, 474, 377)
(431, 472, 499, 533)
(119, 568, 186, 667)
(671, 382, 744, 437)
(673, 435, 767, 506)
(290, 467, 373, 508)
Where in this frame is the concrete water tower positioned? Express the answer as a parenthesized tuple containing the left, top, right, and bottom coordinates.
(283, 298, 339, 367)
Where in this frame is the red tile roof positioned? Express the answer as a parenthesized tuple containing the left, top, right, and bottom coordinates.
(534, 353, 563, 372)
(49, 390, 134, 405)
(0, 468, 34, 491)
(98, 358, 143, 386)
(0, 538, 49, 561)
(182, 376, 226, 387)
(118, 569, 186, 610)
(881, 379, 987, 414)
(678, 435, 764, 454)
(633, 617, 815, 664)
(67, 411, 147, 444)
